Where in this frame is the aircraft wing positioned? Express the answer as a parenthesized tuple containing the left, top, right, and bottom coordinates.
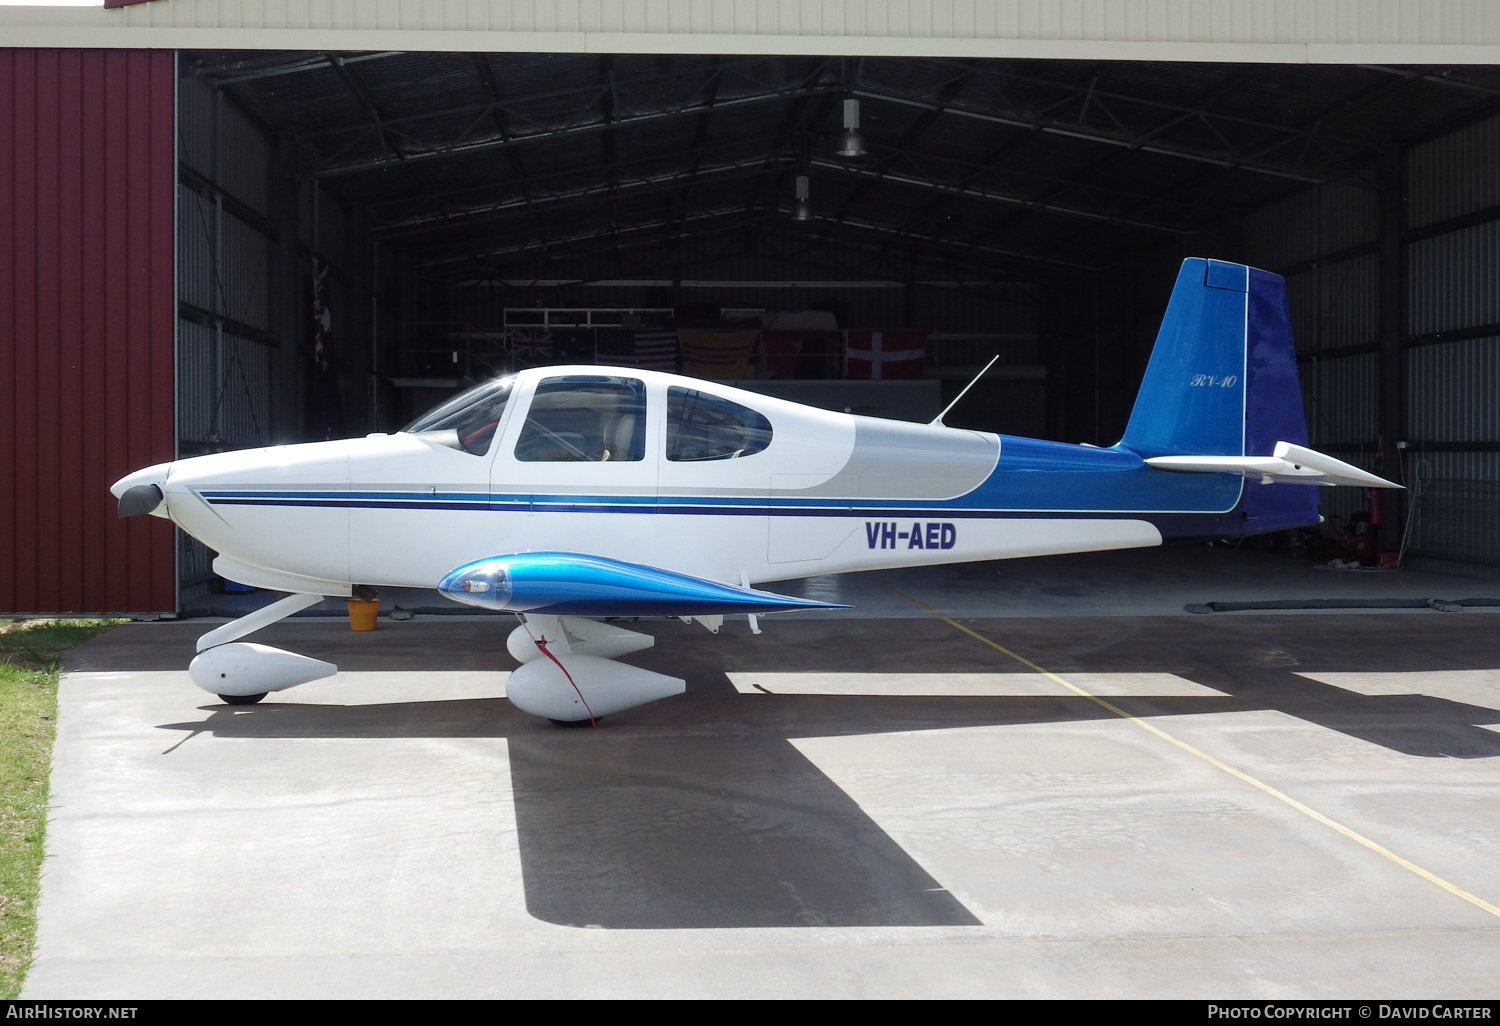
(1145, 442, 1402, 489)
(437, 551, 850, 617)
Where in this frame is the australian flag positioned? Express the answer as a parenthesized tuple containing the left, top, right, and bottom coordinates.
(552, 328, 597, 365)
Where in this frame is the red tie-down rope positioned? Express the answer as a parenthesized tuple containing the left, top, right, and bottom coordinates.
(533, 634, 596, 727)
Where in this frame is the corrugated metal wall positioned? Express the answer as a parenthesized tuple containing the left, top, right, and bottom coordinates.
(1402, 116, 1500, 577)
(1407, 115, 1500, 228)
(1241, 116, 1500, 578)
(0, 48, 176, 614)
(1407, 222, 1500, 334)
(176, 74, 276, 604)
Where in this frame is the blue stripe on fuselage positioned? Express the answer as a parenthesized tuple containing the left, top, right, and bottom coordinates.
(199, 441, 1244, 527)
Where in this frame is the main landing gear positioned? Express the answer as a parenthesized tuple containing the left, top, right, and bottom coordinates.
(507, 614, 684, 725)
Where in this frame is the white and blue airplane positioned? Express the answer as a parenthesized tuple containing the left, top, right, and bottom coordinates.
(113, 258, 1399, 724)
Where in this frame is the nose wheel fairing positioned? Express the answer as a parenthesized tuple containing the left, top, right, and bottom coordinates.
(188, 642, 337, 698)
(188, 592, 339, 704)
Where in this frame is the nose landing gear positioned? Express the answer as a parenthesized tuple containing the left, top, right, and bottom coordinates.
(189, 593, 338, 703)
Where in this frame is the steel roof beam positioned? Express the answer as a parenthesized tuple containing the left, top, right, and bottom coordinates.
(415, 197, 1090, 276)
(191, 50, 406, 86)
(667, 57, 724, 249)
(738, 65, 837, 231)
(420, 206, 762, 265)
(386, 158, 786, 240)
(308, 82, 842, 179)
(808, 158, 1191, 236)
(298, 54, 794, 141)
(853, 88, 1333, 185)
(950, 67, 1266, 247)
(442, 214, 1062, 292)
(1359, 65, 1500, 100)
(824, 214, 1096, 271)
(470, 53, 555, 257)
(1125, 65, 1442, 210)
(368, 137, 787, 226)
(914, 59, 1372, 157)
(375, 145, 1193, 240)
(822, 59, 980, 247)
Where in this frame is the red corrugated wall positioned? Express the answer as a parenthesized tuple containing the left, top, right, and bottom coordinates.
(1, 49, 177, 614)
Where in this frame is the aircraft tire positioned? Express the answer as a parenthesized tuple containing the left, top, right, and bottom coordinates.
(548, 717, 597, 728)
(219, 692, 268, 706)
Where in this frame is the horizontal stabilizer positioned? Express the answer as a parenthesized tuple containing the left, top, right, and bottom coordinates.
(1146, 441, 1402, 489)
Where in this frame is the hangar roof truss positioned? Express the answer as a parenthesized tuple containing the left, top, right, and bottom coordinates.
(184, 51, 1500, 287)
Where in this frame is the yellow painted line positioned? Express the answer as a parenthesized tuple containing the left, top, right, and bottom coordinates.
(885, 585, 1500, 922)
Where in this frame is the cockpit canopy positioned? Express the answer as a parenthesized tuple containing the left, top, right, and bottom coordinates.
(402, 372, 775, 462)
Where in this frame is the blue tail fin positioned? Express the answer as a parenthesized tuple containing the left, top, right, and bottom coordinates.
(1122, 257, 1318, 533)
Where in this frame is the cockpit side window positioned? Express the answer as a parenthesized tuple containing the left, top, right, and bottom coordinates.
(515, 375, 647, 462)
(402, 376, 513, 456)
(666, 387, 773, 461)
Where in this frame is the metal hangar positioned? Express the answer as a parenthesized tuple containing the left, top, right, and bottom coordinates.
(4, 0, 1500, 613)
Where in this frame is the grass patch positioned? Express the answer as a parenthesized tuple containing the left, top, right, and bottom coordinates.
(0, 618, 121, 998)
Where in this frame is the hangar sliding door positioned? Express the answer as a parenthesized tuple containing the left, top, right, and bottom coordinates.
(0, 48, 176, 614)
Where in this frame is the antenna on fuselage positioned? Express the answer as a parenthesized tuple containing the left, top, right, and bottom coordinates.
(929, 354, 1000, 427)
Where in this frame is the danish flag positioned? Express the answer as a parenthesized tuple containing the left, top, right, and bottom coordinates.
(845, 331, 927, 380)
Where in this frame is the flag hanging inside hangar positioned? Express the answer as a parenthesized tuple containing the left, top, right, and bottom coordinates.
(679, 329, 759, 380)
(552, 328, 597, 365)
(308, 259, 345, 440)
(844, 331, 927, 379)
(508, 329, 554, 366)
(596, 328, 679, 371)
(632, 329, 679, 370)
(762, 330, 842, 378)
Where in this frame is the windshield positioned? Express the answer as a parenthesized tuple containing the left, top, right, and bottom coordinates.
(402, 376, 514, 456)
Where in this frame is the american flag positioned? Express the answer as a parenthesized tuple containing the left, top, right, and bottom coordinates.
(596, 328, 678, 371)
(508, 329, 553, 365)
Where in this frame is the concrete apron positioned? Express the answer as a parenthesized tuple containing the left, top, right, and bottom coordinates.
(23, 616, 1500, 999)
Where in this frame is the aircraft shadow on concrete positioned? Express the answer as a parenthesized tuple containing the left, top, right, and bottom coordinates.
(138, 613, 1500, 930)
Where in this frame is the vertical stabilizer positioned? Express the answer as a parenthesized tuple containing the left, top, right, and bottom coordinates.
(1122, 257, 1317, 532)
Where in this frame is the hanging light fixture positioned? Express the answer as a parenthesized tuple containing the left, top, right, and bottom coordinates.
(792, 175, 811, 221)
(836, 97, 867, 159)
